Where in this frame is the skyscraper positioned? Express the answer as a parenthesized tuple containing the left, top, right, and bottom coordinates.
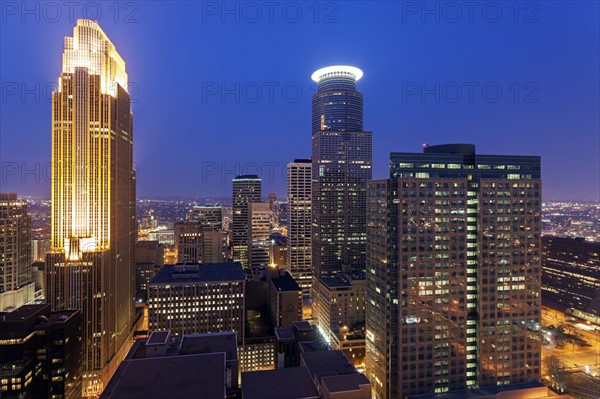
(187, 205, 223, 230)
(0, 193, 34, 311)
(45, 20, 135, 397)
(232, 175, 262, 267)
(311, 66, 372, 278)
(248, 202, 271, 268)
(365, 144, 542, 399)
(175, 221, 203, 263)
(287, 159, 312, 296)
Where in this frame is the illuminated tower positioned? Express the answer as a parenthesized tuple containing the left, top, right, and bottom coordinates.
(311, 66, 372, 279)
(45, 20, 135, 397)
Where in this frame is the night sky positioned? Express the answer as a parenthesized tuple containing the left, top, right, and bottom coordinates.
(1, 1, 598, 200)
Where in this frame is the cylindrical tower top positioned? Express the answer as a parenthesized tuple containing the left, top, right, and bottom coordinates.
(312, 65, 363, 91)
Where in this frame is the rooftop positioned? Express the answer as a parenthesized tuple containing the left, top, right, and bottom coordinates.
(271, 271, 301, 292)
(301, 350, 358, 380)
(101, 352, 226, 399)
(241, 367, 319, 399)
(150, 262, 244, 285)
(321, 373, 371, 393)
(406, 381, 556, 399)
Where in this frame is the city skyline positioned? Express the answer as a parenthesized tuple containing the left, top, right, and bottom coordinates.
(1, 2, 598, 200)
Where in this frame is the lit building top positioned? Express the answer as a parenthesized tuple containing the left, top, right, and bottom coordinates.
(60, 19, 127, 96)
(311, 65, 363, 83)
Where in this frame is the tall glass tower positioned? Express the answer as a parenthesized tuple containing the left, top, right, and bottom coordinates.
(45, 20, 135, 397)
(232, 175, 262, 267)
(311, 66, 372, 279)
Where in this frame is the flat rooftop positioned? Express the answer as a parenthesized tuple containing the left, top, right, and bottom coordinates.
(321, 373, 371, 393)
(150, 262, 244, 284)
(101, 352, 226, 399)
(271, 272, 301, 292)
(407, 381, 552, 399)
(128, 331, 238, 360)
(241, 367, 319, 399)
(301, 350, 357, 379)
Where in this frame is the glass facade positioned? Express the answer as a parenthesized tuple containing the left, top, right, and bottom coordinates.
(311, 66, 372, 279)
(366, 144, 542, 398)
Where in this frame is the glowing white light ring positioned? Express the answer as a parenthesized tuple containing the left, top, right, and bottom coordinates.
(311, 65, 363, 82)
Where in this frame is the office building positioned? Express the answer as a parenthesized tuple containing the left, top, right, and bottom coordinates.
(203, 229, 228, 263)
(135, 262, 155, 303)
(541, 235, 600, 314)
(175, 221, 203, 263)
(101, 330, 239, 399)
(311, 66, 372, 279)
(0, 304, 82, 399)
(0, 193, 35, 311)
(268, 192, 279, 228)
(287, 159, 312, 296)
(312, 273, 366, 368)
(135, 240, 164, 267)
(31, 238, 50, 262)
(248, 202, 271, 268)
(148, 263, 245, 340)
(270, 270, 302, 328)
(232, 175, 262, 267)
(45, 20, 135, 396)
(365, 144, 542, 398)
(187, 205, 223, 230)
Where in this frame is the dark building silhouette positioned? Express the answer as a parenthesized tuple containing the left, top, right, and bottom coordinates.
(0, 304, 82, 399)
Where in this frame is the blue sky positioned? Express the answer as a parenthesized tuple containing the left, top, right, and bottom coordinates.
(1, 1, 598, 199)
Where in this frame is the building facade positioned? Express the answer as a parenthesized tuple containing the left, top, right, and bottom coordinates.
(148, 263, 245, 341)
(0, 193, 35, 311)
(187, 205, 223, 230)
(541, 235, 600, 314)
(311, 66, 372, 279)
(365, 144, 542, 399)
(248, 202, 271, 268)
(0, 304, 82, 399)
(232, 175, 262, 267)
(175, 221, 203, 263)
(45, 20, 136, 396)
(287, 159, 312, 296)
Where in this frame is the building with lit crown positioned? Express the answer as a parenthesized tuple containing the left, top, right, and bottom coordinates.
(311, 66, 372, 280)
(45, 20, 136, 397)
(366, 144, 542, 399)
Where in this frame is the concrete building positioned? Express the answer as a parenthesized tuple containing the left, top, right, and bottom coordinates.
(287, 159, 312, 296)
(148, 263, 245, 341)
(366, 144, 542, 398)
(31, 237, 50, 262)
(0, 193, 35, 311)
(175, 221, 203, 263)
(101, 330, 239, 399)
(0, 304, 82, 399)
(270, 270, 303, 328)
(135, 240, 165, 266)
(312, 273, 366, 368)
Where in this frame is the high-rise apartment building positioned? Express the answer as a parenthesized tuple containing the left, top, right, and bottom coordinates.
(311, 66, 372, 279)
(287, 159, 312, 296)
(232, 175, 262, 267)
(248, 202, 271, 268)
(0, 193, 35, 311)
(365, 144, 542, 399)
(45, 20, 135, 397)
(147, 263, 245, 340)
